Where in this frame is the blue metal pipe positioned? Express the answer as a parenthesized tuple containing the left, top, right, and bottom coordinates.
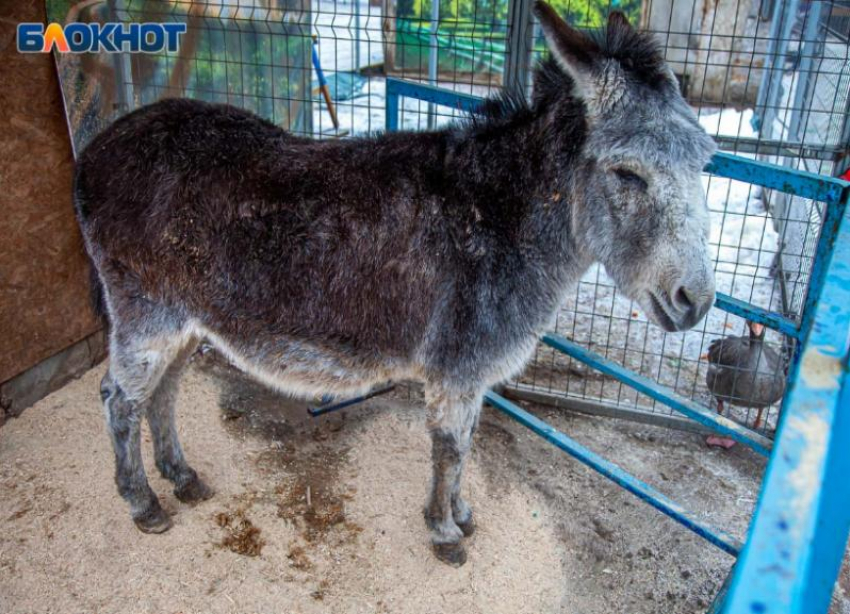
(714, 293, 800, 339)
(307, 384, 396, 417)
(386, 78, 483, 134)
(484, 390, 743, 556)
(705, 152, 849, 207)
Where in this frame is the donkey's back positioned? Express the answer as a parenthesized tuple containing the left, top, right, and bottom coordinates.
(77, 99, 451, 395)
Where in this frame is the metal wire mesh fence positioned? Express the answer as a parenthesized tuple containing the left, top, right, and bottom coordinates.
(51, 0, 850, 436)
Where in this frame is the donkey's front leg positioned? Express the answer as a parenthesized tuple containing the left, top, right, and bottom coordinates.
(424, 386, 482, 566)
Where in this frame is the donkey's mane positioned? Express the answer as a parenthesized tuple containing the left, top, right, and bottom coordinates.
(457, 59, 568, 136)
(586, 14, 668, 87)
(468, 88, 534, 129)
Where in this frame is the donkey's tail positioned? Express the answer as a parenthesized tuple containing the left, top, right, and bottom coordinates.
(72, 160, 90, 222)
(73, 163, 108, 324)
(87, 265, 108, 323)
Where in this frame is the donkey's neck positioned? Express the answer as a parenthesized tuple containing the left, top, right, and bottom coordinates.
(405, 100, 596, 335)
(440, 100, 589, 268)
(445, 104, 555, 197)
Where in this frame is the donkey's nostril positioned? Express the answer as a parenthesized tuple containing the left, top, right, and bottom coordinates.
(673, 286, 695, 312)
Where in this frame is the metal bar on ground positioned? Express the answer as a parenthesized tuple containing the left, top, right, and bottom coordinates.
(484, 390, 743, 557)
(502, 383, 716, 435)
(724, 200, 850, 614)
(541, 333, 773, 456)
(307, 384, 396, 417)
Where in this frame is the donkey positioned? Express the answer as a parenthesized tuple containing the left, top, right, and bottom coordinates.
(73, 2, 716, 566)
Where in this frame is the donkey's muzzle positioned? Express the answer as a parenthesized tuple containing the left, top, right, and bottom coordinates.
(668, 283, 714, 330)
(648, 284, 713, 332)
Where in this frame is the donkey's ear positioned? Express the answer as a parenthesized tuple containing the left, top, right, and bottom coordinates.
(606, 10, 633, 33)
(533, 1, 600, 99)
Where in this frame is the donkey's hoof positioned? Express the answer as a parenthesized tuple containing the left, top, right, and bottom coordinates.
(457, 517, 476, 537)
(175, 476, 214, 505)
(433, 542, 468, 567)
(133, 505, 173, 534)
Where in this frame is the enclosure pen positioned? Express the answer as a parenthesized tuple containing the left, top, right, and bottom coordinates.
(502, 0, 850, 437)
(42, 0, 850, 611)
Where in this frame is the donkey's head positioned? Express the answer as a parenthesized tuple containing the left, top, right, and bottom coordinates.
(534, 2, 716, 332)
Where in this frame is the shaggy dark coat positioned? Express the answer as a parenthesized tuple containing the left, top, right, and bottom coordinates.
(74, 3, 716, 566)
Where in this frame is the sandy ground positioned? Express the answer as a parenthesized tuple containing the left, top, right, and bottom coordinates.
(1, 355, 847, 614)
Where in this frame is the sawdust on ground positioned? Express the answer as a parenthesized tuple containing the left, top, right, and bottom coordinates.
(0, 361, 562, 614)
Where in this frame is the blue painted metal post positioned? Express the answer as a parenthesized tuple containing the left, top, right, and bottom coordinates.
(723, 198, 850, 614)
(386, 87, 399, 132)
(797, 189, 850, 355)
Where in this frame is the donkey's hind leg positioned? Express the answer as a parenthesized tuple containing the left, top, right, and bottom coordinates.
(102, 323, 189, 533)
(146, 341, 213, 504)
(423, 384, 482, 567)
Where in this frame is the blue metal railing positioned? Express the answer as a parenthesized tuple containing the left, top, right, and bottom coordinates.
(540, 333, 773, 455)
(385, 79, 483, 132)
(385, 77, 850, 614)
(484, 389, 744, 556)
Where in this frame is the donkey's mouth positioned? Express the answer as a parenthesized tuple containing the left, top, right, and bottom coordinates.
(646, 292, 680, 332)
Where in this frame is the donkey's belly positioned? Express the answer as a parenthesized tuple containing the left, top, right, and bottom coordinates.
(191, 320, 416, 398)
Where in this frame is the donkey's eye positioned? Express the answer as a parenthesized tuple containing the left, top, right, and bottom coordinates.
(614, 168, 648, 191)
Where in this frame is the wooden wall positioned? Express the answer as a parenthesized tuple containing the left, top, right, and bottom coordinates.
(0, 1, 102, 389)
